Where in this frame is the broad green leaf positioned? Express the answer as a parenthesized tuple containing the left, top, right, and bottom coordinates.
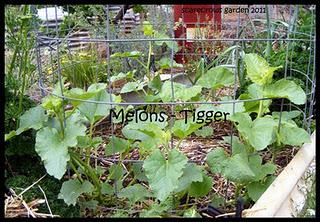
(248, 154, 276, 181)
(16, 106, 47, 134)
(65, 83, 107, 107)
(230, 113, 277, 151)
(110, 72, 127, 83)
(35, 114, 86, 179)
(143, 149, 188, 201)
(109, 164, 125, 180)
(132, 162, 148, 182)
(88, 136, 102, 149)
(88, 83, 107, 92)
(239, 84, 272, 114)
(137, 127, 170, 147)
(35, 128, 70, 179)
(197, 66, 234, 90)
(175, 163, 203, 192)
(157, 57, 183, 69)
(101, 182, 114, 195)
(144, 93, 161, 102)
(188, 173, 212, 197)
(172, 118, 204, 139)
(65, 88, 96, 107)
(148, 74, 162, 92)
(79, 200, 98, 210)
(223, 154, 255, 183)
(118, 184, 152, 204)
(246, 116, 277, 150)
(122, 115, 168, 140)
(272, 110, 301, 121)
(206, 147, 229, 174)
(159, 81, 202, 102)
(183, 207, 202, 218)
(142, 21, 153, 36)
(120, 82, 139, 94)
(123, 123, 170, 149)
(247, 176, 275, 202)
(139, 139, 159, 154)
(64, 113, 88, 146)
(95, 166, 105, 176)
(105, 136, 130, 156)
(140, 196, 174, 217)
(279, 122, 311, 146)
(195, 126, 213, 138)
(76, 135, 89, 148)
(215, 98, 245, 116)
(248, 82, 264, 98)
(175, 85, 202, 101)
(43, 116, 62, 132)
(58, 179, 94, 206)
(223, 136, 247, 156)
(207, 148, 255, 183)
(77, 90, 113, 124)
(244, 53, 282, 86)
(121, 111, 169, 151)
(229, 112, 252, 127)
(77, 136, 102, 149)
(263, 79, 306, 105)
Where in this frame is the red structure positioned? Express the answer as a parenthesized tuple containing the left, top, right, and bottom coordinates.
(173, 5, 222, 63)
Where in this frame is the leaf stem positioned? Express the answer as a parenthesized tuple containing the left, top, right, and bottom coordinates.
(271, 148, 277, 163)
(175, 139, 183, 149)
(235, 183, 243, 200)
(134, 58, 148, 70)
(86, 123, 94, 165)
(185, 193, 190, 209)
(257, 100, 264, 118)
(146, 41, 152, 81)
(55, 110, 65, 138)
(70, 153, 102, 200)
(69, 160, 84, 183)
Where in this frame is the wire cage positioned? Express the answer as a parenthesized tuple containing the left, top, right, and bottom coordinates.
(33, 4, 315, 217)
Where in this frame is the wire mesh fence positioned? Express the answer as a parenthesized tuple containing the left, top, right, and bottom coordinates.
(32, 4, 315, 216)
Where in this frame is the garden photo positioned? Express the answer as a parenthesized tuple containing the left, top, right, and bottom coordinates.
(4, 4, 316, 218)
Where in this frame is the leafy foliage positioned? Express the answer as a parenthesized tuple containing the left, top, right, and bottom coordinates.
(230, 113, 277, 151)
(35, 113, 86, 179)
(195, 126, 213, 138)
(244, 53, 282, 86)
(159, 81, 202, 102)
(197, 66, 234, 90)
(143, 149, 188, 201)
(58, 179, 94, 206)
(118, 184, 152, 205)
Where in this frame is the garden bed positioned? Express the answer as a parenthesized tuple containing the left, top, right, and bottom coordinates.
(5, 4, 315, 218)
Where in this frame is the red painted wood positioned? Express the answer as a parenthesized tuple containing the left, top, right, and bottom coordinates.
(173, 5, 222, 63)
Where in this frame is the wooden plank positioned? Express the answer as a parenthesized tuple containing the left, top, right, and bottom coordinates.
(245, 132, 316, 217)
